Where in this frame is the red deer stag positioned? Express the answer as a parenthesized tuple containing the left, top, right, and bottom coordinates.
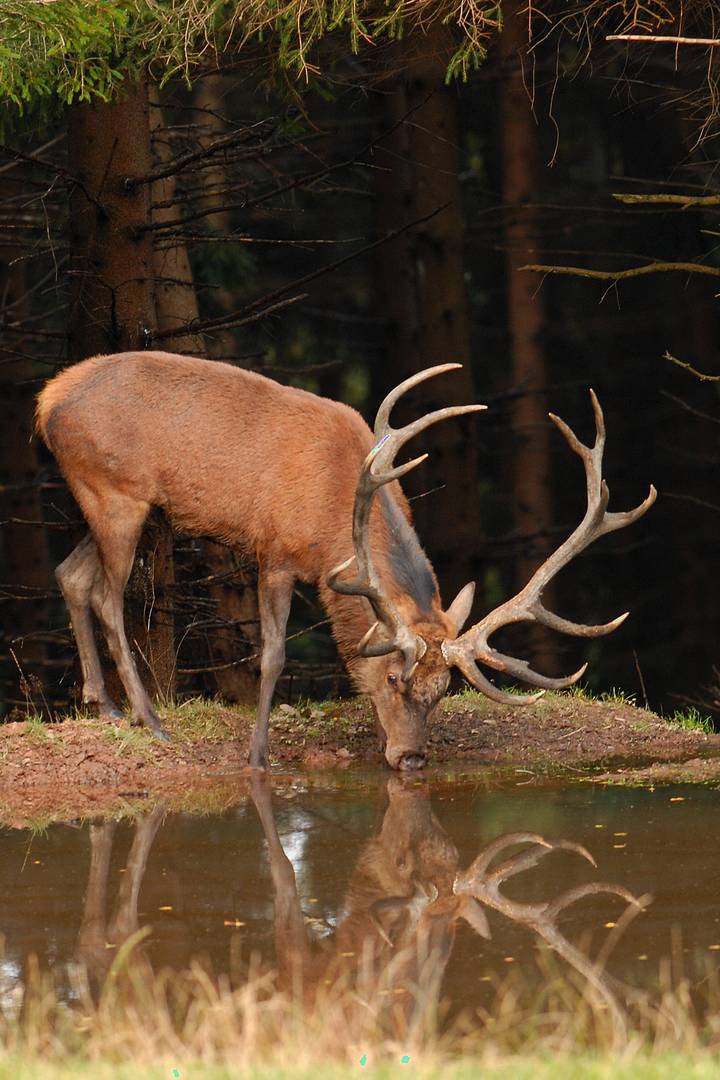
(36, 352, 655, 769)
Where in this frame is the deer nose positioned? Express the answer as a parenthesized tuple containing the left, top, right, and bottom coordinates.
(397, 751, 427, 771)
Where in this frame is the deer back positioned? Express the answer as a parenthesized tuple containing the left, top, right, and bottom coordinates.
(36, 351, 404, 583)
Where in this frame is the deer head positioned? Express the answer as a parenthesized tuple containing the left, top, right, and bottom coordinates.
(327, 368, 656, 770)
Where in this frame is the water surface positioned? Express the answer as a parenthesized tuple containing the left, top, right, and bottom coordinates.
(1, 768, 718, 1017)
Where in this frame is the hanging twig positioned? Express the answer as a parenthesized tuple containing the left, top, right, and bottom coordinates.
(155, 203, 446, 341)
(125, 118, 277, 189)
(141, 92, 433, 235)
(0, 145, 104, 210)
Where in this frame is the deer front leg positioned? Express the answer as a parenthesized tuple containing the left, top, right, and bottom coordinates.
(249, 568, 294, 769)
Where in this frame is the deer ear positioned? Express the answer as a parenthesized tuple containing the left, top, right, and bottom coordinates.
(445, 582, 475, 637)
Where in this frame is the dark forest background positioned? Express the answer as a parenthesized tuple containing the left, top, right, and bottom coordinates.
(2, 1, 719, 723)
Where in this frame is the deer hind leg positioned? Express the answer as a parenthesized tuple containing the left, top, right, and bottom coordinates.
(248, 568, 295, 769)
(80, 490, 169, 740)
(56, 533, 123, 721)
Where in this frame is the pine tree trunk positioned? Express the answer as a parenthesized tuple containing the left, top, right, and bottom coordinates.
(0, 208, 50, 711)
(373, 28, 484, 612)
(66, 78, 175, 701)
(498, 4, 557, 671)
(149, 84, 260, 704)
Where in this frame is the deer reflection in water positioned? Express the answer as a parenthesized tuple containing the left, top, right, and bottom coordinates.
(251, 776, 649, 1039)
(72, 782, 649, 1041)
(74, 806, 166, 995)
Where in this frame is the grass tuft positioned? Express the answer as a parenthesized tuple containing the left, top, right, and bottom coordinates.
(159, 697, 249, 742)
(667, 707, 714, 734)
(102, 724, 155, 759)
(599, 688, 637, 708)
(23, 714, 49, 744)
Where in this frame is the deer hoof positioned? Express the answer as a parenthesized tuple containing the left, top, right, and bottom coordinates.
(98, 705, 124, 723)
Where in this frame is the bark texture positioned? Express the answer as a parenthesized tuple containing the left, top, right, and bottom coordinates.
(373, 27, 484, 614)
(150, 84, 260, 703)
(497, 4, 557, 671)
(66, 79, 175, 700)
(0, 217, 50, 709)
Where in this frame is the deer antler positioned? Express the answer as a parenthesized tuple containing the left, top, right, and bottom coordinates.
(453, 832, 651, 1031)
(441, 390, 657, 702)
(327, 364, 486, 680)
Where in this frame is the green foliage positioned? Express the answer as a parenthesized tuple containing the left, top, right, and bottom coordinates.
(0, 1, 131, 115)
(0, 0, 230, 131)
(0, 0, 500, 135)
(4, 1056, 720, 1080)
(667, 706, 714, 734)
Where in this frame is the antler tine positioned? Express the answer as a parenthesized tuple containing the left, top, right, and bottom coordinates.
(373, 363, 462, 432)
(327, 364, 486, 680)
(455, 835, 596, 898)
(455, 832, 650, 1033)
(442, 390, 657, 698)
(544, 882, 647, 921)
(485, 839, 597, 888)
(454, 833, 552, 889)
(456, 834, 648, 926)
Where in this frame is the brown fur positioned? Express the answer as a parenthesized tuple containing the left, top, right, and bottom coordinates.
(37, 351, 469, 767)
(38, 353, 416, 589)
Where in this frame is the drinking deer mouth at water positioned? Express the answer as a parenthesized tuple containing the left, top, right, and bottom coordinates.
(36, 354, 655, 769)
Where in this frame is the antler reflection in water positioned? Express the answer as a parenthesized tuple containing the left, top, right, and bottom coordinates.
(453, 832, 651, 1035)
(250, 776, 650, 1042)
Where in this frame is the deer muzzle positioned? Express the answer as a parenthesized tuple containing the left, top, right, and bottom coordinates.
(392, 750, 427, 771)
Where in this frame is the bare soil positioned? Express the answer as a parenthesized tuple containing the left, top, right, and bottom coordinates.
(1, 692, 718, 825)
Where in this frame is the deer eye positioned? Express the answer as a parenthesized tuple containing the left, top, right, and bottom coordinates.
(387, 672, 399, 689)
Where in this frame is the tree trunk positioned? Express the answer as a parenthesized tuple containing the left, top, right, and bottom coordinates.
(67, 78, 175, 701)
(0, 200, 50, 711)
(149, 83, 260, 703)
(373, 28, 484, 613)
(497, 4, 557, 672)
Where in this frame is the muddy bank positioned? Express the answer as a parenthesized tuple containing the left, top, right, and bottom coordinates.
(1, 692, 717, 824)
(593, 757, 720, 786)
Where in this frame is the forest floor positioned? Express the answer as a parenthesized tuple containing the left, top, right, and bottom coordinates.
(2, 690, 719, 826)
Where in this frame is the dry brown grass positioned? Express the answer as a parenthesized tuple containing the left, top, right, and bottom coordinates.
(3, 932, 720, 1076)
